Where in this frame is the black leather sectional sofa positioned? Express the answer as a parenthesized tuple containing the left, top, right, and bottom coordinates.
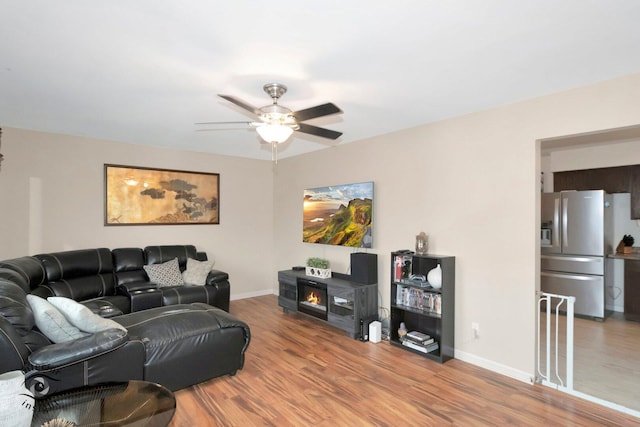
(0, 245, 230, 315)
(0, 245, 251, 396)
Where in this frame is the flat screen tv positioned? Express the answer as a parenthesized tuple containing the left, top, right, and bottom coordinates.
(303, 181, 373, 248)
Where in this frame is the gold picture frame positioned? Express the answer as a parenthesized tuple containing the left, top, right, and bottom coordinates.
(104, 164, 219, 225)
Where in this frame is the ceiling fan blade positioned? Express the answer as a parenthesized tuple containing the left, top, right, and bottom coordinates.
(292, 103, 342, 122)
(195, 128, 250, 132)
(218, 94, 261, 116)
(195, 121, 252, 125)
(297, 123, 342, 140)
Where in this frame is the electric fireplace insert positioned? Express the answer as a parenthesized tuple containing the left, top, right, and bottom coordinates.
(297, 278, 328, 321)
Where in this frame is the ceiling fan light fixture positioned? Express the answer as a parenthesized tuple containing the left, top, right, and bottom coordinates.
(256, 123, 294, 143)
(209, 83, 343, 155)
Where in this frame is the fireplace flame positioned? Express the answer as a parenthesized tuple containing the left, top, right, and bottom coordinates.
(307, 291, 321, 305)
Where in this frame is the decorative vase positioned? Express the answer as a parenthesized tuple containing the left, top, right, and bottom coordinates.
(0, 370, 34, 427)
(415, 232, 428, 255)
(398, 322, 408, 340)
(427, 264, 442, 289)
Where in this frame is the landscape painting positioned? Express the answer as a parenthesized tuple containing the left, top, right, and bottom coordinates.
(105, 164, 219, 225)
(303, 181, 373, 248)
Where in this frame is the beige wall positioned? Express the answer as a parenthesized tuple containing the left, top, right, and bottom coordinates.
(549, 139, 640, 172)
(2, 72, 640, 384)
(0, 128, 275, 299)
(274, 72, 640, 380)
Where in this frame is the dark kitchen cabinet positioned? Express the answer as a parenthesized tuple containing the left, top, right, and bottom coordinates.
(553, 166, 631, 194)
(624, 259, 640, 322)
(631, 166, 640, 219)
(553, 165, 640, 219)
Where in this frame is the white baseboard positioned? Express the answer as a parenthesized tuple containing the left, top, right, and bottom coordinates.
(606, 304, 624, 313)
(454, 349, 534, 384)
(230, 289, 277, 301)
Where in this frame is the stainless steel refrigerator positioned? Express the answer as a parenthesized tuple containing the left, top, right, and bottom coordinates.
(540, 190, 613, 320)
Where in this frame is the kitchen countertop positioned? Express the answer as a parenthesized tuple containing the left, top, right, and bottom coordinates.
(608, 248, 640, 260)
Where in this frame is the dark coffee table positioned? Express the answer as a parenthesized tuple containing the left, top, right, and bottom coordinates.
(31, 380, 175, 426)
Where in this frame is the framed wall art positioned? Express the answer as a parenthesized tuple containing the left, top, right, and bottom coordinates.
(104, 164, 219, 225)
(303, 181, 373, 248)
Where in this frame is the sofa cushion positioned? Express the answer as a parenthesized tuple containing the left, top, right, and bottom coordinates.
(26, 295, 89, 343)
(144, 245, 197, 272)
(114, 303, 251, 391)
(0, 257, 47, 293)
(182, 258, 214, 286)
(112, 247, 148, 286)
(0, 278, 35, 335)
(34, 248, 117, 301)
(48, 297, 127, 333)
(143, 258, 184, 287)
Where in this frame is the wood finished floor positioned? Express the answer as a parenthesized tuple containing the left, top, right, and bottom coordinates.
(539, 311, 640, 412)
(170, 295, 640, 426)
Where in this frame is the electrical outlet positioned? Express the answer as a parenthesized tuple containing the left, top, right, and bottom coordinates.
(471, 322, 479, 339)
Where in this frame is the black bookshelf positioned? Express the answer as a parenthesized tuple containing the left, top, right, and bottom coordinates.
(390, 252, 455, 363)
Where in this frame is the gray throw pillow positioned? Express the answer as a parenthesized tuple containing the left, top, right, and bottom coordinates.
(182, 257, 214, 286)
(26, 295, 89, 343)
(48, 297, 127, 333)
(143, 257, 184, 287)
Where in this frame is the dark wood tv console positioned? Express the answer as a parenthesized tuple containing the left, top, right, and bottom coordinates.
(278, 270, 378, 339)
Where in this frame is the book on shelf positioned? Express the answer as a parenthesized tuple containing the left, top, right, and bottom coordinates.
(404, 335, 435, 346)
(424, 342, 439, 353)
(406, 330, 430, 342)
(401, 339, 439, 354)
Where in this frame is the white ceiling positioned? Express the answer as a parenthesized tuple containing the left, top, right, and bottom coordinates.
(2, 1, 640, 160)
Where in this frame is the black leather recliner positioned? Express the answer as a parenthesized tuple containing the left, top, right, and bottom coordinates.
(36, 248, 132, 314)
(114, 245, 230, 311)
(0, 269, 251, 396)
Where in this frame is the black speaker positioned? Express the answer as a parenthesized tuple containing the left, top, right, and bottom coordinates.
(350, 252, 378, 284)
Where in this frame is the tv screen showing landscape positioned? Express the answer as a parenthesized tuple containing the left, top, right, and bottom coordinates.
(303, 181, 373, 248)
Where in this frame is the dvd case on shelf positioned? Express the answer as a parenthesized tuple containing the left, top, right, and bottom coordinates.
(395, 285, 441, 315)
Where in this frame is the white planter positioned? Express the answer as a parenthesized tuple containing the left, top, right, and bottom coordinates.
(306, 267, 331, 279)
(0, 371, 34, 427)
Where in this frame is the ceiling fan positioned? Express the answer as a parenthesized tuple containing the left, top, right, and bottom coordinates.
(196, 83, 343, 155)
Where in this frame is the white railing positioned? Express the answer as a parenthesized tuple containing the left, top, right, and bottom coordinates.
(536, 291, 575, 391)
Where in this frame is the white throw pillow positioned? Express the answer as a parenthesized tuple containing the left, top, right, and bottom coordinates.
(26, 295, 89, 343)
(182, 258, 214, 286)
(48, 297, 127, 333)
(143, 257, 184, 287)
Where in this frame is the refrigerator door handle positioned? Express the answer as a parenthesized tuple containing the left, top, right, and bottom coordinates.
(553, 196, 560, 251)
(541, 255, 600, 263)
(541, 271, 595, 281)
(562, 194, 568, 250)
(540, 254, 604, 275)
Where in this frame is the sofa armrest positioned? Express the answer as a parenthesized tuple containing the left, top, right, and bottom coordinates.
(28, 329, 128, 371)
(117, 281, 157, 294)
(206, 269, 228, 284)
(25, 333, 144, 398)
(205, 270, 230, 311)
(117, 281, 162, 312)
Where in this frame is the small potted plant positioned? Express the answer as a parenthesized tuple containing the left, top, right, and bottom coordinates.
(623, 234, 635, 254)
(306, 257, 331, 279)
